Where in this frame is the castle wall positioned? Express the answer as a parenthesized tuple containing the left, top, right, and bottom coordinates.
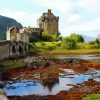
(6, 31, 10, 40)
(6, 26, 18, 41)
(0, 41, 28, 61)
(0, 43, 10, 61)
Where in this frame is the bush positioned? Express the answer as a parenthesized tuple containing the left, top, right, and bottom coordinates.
(69, 33, 84, 43)
(41, 32, 60, 42)
(62, 37, 76, 50)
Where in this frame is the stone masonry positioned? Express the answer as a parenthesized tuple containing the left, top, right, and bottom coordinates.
(0, 41, 28, 61)
(37, 9, 59, 34)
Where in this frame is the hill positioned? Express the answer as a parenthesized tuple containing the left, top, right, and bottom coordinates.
(97, 34, 100, 40)
(0, 15, 23, 40)
(82, 35, 96, 42)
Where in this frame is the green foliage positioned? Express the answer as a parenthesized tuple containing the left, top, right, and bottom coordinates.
(94, 39, 100, 48)
(82, 94, 100, 100)
(0, 60, 24, 71)
(88, 41, 95, 45)
(77, 43, 92, 49)
(88, 39, 100, 49)
(36, 42, 61, 51)
(69, 33, 84, 43)
(62, 37, 76, 50)
(28, 42, 38, 53)
(41, 32, 60, 42)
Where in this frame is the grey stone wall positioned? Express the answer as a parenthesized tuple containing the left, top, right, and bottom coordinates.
(0, 41, 28, 61)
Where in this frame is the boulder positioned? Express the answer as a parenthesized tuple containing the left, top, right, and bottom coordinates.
(0, 81, 4, 88)
(0, 89, 9, 100)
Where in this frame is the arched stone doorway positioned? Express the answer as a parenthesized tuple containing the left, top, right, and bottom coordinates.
(24, 46, 27, 54)
(12, 45, 16, 53)
(19, 46, 23, 54)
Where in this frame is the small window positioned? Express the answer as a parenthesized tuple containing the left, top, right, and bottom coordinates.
(50, 26, 52, 29)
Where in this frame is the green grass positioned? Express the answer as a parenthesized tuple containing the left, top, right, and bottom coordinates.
(0, 59, 25, 71)
(82, 94, 100, 100)
(36, 42, 61, 50)
(29, 42, 100, 55)
(38, 49, 100, 55)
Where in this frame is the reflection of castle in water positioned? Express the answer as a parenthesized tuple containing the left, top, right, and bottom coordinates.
(39, 73, 59, 92)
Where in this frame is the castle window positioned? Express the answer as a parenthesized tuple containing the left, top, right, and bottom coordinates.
(19, 46, 23, 54)
(50, 25, 52, 29)
(12, 46, 16, 53)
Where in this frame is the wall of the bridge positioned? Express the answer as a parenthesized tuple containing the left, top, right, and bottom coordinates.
(0, 41, 28, 61)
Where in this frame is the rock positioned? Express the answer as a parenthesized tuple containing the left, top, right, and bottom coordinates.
(0, 89, 9, 100)
(0, 81, 4, 88)
(0, 72, 2, 80)
(24, 56, 82, 69)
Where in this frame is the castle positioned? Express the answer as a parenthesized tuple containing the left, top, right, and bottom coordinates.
(0, 9, 59, 61)
(6, 9, 59, 42)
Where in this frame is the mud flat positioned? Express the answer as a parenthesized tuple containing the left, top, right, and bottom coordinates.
(1, 56, 100, 100)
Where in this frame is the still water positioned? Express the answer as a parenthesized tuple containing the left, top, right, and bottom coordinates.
(3, 55, 100, 96)
(58, 54, 100, 62)
(3, 69, 100, 96)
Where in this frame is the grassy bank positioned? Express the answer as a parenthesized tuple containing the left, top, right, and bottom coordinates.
(82, 94, 100, 100)
(0, 59, 25, 71)
(38, 49, 100, 55)
(0, 41, 100, 71)
(29, 42, 100, 55)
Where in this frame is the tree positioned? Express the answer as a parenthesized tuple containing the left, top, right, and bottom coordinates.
(69, 33, 84, 43)
(88, 39, 100, 49)
(62, 37, 76, 50)
(94, 39, 100, 48)
(95, 39, 100, 44)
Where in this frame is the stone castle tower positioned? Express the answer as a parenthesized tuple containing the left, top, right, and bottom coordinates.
(37, 9, 59, 34)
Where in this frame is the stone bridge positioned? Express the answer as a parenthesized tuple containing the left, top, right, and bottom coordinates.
(0, 41, 28, 61)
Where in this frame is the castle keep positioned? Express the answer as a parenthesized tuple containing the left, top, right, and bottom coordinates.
(37, 9, 59, 34)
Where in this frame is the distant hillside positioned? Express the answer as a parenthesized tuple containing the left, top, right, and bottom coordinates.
(0, 15, 23, 40)
(82, 35, 96, 42)
(97, 34, 100, 40)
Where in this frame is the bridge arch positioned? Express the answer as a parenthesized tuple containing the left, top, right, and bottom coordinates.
(12, 45, 16, 53)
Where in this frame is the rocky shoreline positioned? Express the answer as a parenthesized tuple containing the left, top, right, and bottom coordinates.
(24, 56, 82, 69)
(1, 56, 100, 100)
(0, 81, 9, 100)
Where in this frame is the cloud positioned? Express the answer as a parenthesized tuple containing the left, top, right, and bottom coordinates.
(77, 0, 100, 14)
(0, 9, 41, 27)
(61, 16, 100, 37)
(30, 0, 71, 13)
(0, 0, 100, 38)
(68, 14, 81, 23)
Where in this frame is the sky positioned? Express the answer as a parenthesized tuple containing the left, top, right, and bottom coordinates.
(0, 0, 100, 38)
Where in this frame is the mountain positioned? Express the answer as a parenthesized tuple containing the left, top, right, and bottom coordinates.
(82, 35, 96, 42)
(0, 15, 23, 40)
(97, 34, 100, 40)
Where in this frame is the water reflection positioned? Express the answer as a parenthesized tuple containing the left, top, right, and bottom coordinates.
(3, 69, 100, 96)
(40, 74, 59, 92)
(59, 55, 100, 61)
